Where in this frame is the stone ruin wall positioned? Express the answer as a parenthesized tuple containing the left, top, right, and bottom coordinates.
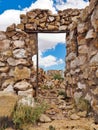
(18, 8, 80, 32)
(0, 0, 98, 115)
(0, 7, 81, 96)
(0, 29, 37, 97)
(65, 0, 98, 115)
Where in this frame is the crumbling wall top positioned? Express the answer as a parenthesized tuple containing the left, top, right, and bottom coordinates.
(4, 9, 81, 33)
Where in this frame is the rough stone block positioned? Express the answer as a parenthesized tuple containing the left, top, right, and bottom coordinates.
(14, 66, 31, 81)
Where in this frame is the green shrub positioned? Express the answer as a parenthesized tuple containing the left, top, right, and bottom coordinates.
(12, 103, 48, 129)
(49, 125, 56, 130)
(76, 97, 91, 114)
(53, 74, 64, 81)
(0, 117, 13, 130)
(58, 90, 67, 99)
(0, 121, 7, 130)
(42, 85, 53, 90)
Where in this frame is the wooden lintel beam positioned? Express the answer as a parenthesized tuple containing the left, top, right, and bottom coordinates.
(25, 30, 67, 33)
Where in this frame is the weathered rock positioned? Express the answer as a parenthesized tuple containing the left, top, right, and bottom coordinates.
(40, 23, 45, 28)
(14, 66, 31, 80)
(92, 87, 98, 95)
(70, 59, 78, 69)
(77, 23, 88, 33)
(5, 128, 13, 130)
(20, 14, 28, 24)
(78, 56, 87, 66)
(74, 92, 82, 105)
(0, 61, 5, 67)
(25, 23, 36, 30)
(26, 11, 37, 19)
(91, 5, 98, 32)
(0, 92, 18, 117)
(91, 98, 98, 114)
(77, 111, 87, 117)
(7, 57, 28, 66)
(93, 38, 98, 48)
(77, 35, 87, 45)
(6, 24, 16, 32)
(85, 29, 96, 39)
(6, 31, 16, 37)
(95, 70, 98, 77)
(2, 50, 12, 57)
(13, 40, 25, 48)
(90, 53, 98, 64)
(77, 82, 86, 89)
(17, 23, 24, 30)
(13, 49, 27, 58)
(78, 45, 88, 54)
(66, 52, 76, 61)
(85, 93, 92, 102)
(94, 113, 98, 124)
(0, 66, 9, 72)
(3, 85, 15, 93)
(47, 25, 58, 30)
(83, 68, 89, 79)
(14, 80, 32, 91)
(39, 114, 51, 123)
(59, 25, 67, 30)
(0, 32, 6, 40)
(89, 0, 97, 14)
(18, 89, 33, 96)
(2, 78, 14, 89)
(0, 40, 10, 51)
(18, 95, 34, 107)
(70, 113, 80, 120)
(8, 69, 14, 77)
(70, 56, 87, 69)
(48, 16, 55, 22)
(80, 6, 89, 22)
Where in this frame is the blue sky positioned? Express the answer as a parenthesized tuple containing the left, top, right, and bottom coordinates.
(0, 0, 89, 14)
(0, 0, 89, 71)
(0, 0, 36, 14)
(42, 43, 66, 70)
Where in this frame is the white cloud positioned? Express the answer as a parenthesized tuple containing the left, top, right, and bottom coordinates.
(32, 51, 64, 68)
(26, 0, 57, 14)
(38, 33, 65, 51)
(56, 0, 89, 10)
(0, 10, 26, 31)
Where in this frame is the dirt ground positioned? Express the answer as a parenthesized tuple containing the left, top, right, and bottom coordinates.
(23, 118, 98, 130)
(21, 87, 98, 130)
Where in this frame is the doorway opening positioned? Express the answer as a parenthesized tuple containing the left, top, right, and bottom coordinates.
(32, 33, 66, 97)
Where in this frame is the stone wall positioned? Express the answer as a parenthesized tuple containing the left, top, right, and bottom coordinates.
(0, 28, 37, 97)
(65, 0, 98, 115)
(0, 0, 97, 116)
(17, 9, 81, 32)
